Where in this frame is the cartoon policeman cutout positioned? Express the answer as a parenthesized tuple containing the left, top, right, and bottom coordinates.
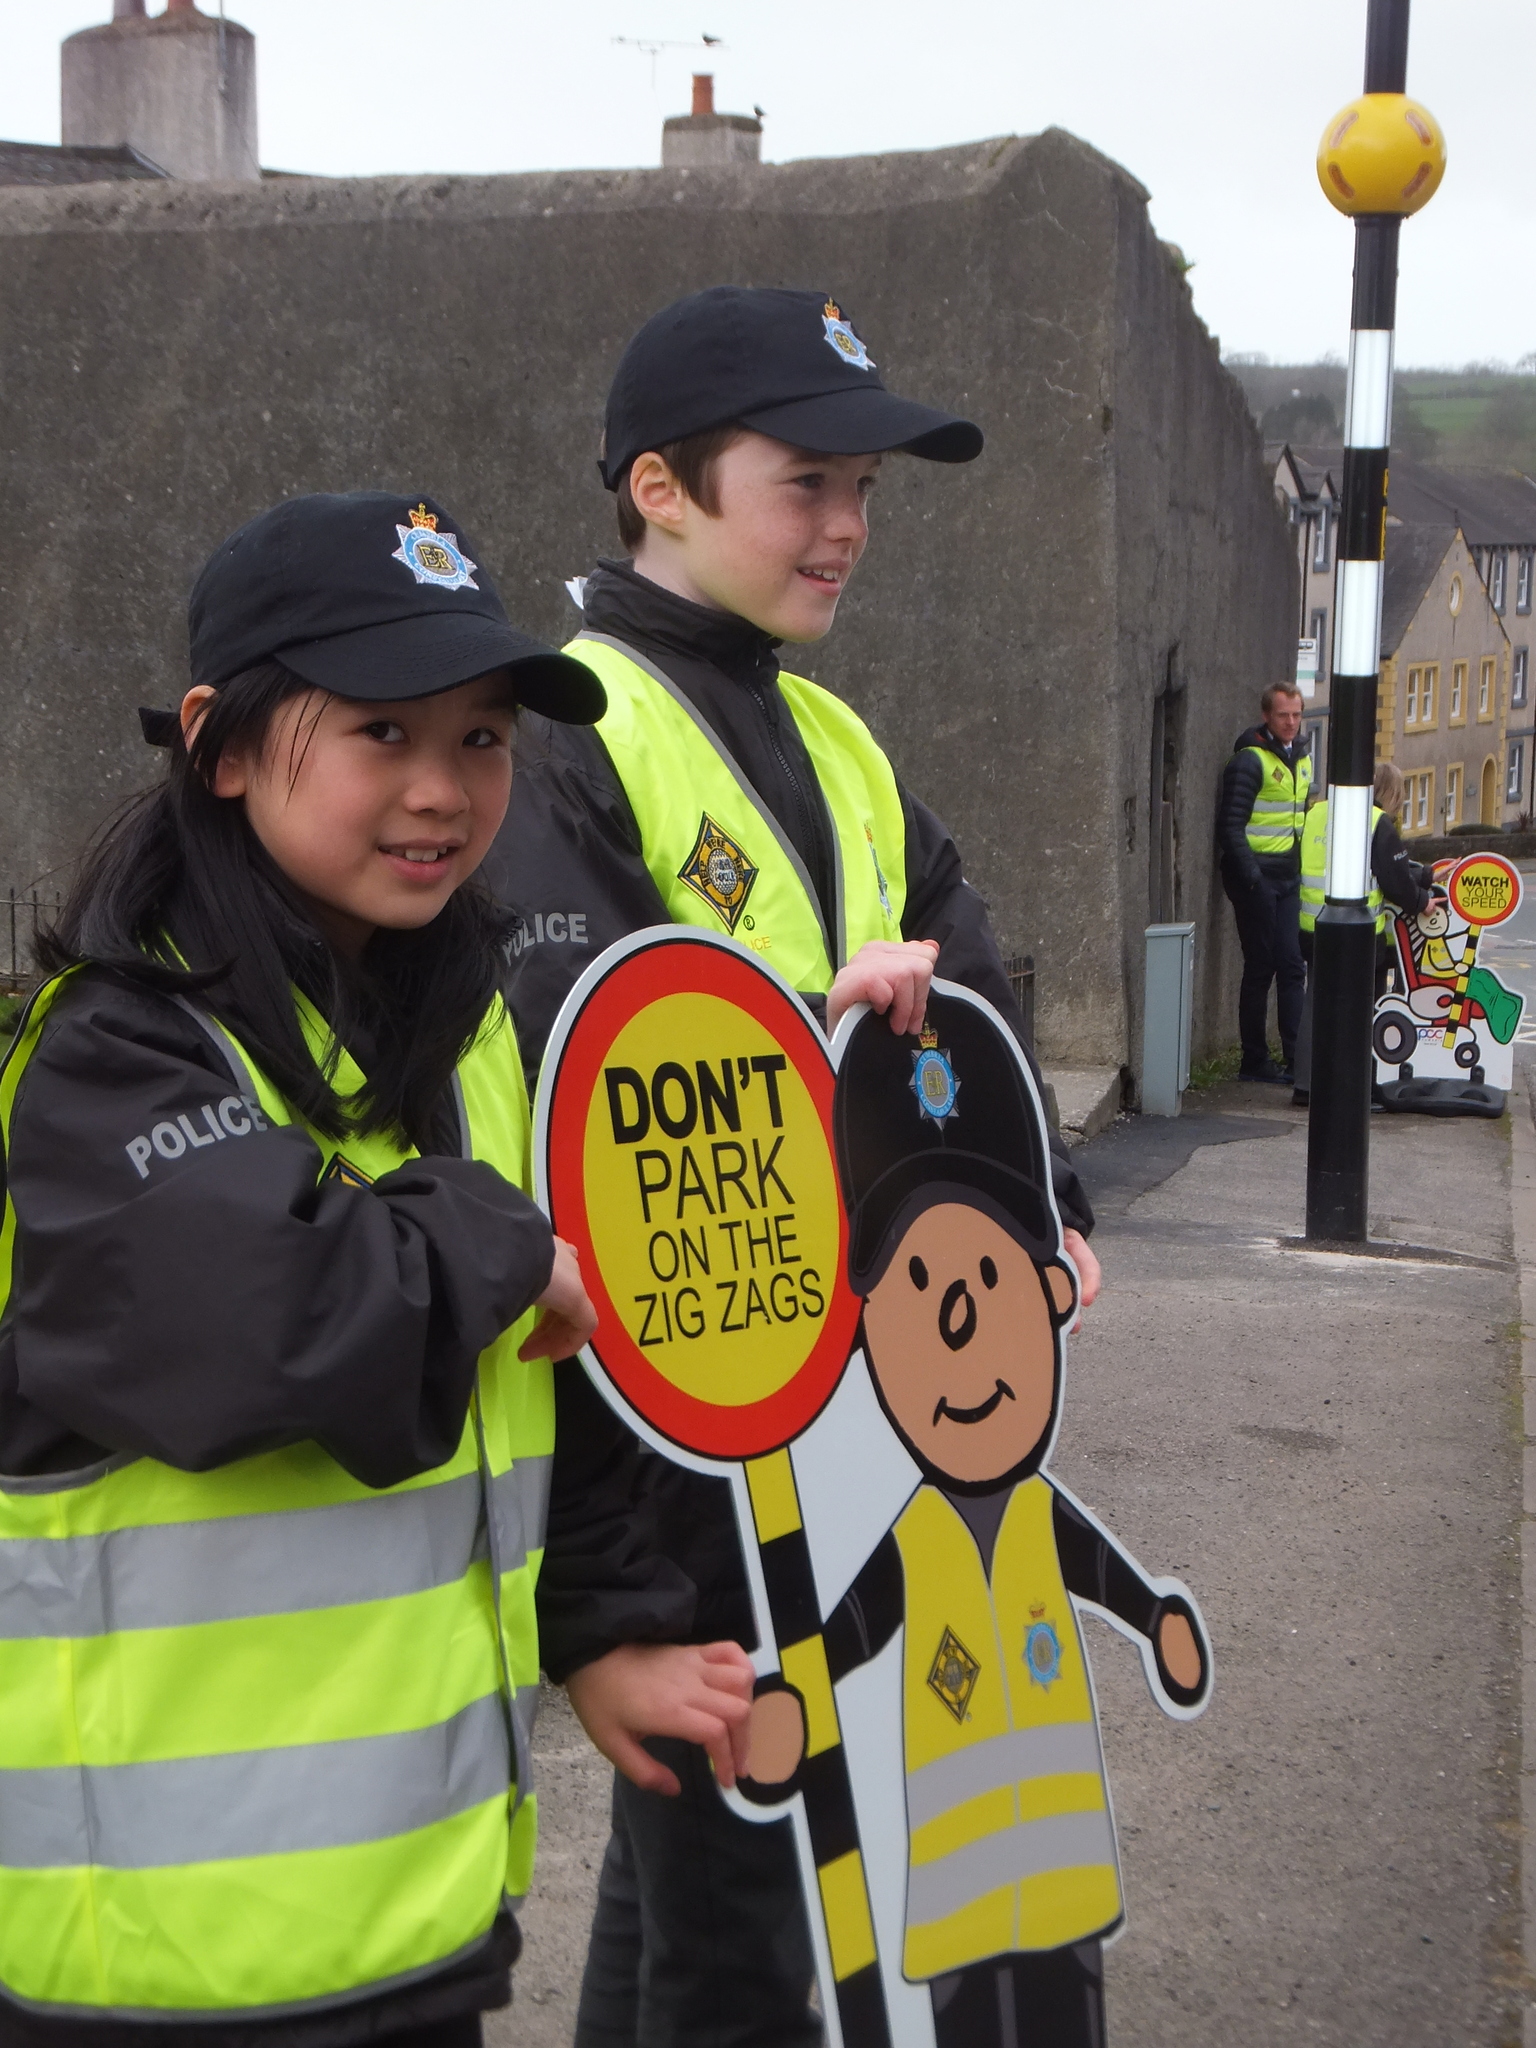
(743, 987, 1211, 2048)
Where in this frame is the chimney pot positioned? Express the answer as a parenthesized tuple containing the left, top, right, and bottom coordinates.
(164, 0, 199, 13)
(691, 73, 714, 117)
(112, 1, 147, 17)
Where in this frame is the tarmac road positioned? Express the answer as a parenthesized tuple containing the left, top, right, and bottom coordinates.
(503, 1076, 1527, 2047)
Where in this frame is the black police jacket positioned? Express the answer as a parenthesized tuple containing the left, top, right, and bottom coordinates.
(488, 559, 1094, 1677)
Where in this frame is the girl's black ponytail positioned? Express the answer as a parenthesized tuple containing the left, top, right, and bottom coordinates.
(41, 663, 514, 1153)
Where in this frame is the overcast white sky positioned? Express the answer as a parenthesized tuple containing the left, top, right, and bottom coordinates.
(3, 1, 1530, 368)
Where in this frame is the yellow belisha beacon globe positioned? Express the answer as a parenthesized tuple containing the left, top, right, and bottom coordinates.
(1317, 93, 1446, 215)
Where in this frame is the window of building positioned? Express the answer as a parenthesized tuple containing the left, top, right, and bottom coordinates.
(1515, 646, 1529, 708)
(1313, 506, 1330, 573)
(1449, 574, 1463, 616)
(1479, 657, 1495, 718)
(1491, 551, 1508, 613)
(1309, 606, 1328, 680)
(1519, 551, 1533, 616)
(1508, 741, 1526, 804)
(1446, 764, 1461, 825)
(1406, 668, 1420, 725)
(1422, 665, 1438, 726)
(1451, 660, 1466, 721)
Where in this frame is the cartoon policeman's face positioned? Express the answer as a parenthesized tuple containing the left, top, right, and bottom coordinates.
(1417, 898, 1450, 937)
(861, 1201, 1076, 1487)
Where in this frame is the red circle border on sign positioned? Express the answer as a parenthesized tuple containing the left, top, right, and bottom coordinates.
(544, 938, 862, 1461)
(1447, 852, 1522, 930)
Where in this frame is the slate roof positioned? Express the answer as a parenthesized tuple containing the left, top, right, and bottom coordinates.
(0, 140, 168, 187)
(1379, 525, 1458, 656)
(1288, 446, 1536, 548)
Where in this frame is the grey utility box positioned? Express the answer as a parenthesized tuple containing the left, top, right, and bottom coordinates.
(1142, 922, 1196, 1116)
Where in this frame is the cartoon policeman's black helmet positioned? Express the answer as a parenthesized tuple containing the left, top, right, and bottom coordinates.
(834, 988, 1060, 1295)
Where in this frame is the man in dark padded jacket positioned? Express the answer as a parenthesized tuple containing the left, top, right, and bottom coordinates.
(489, 286, 1099, 2048)
(1216, 682, 1312, 1084)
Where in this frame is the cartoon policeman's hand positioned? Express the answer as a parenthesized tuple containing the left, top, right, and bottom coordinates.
(740, 1679, 807, 1792)
(1152, 1600, 1210, 1706)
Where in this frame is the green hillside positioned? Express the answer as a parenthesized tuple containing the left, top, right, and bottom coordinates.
(1223, 358, 1536, 473)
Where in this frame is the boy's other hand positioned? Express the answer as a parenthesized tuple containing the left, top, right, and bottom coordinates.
(1061, 1229, 1101, 1326)
(828, 939, 941, 1037)
(520, 1236, 597, 1361)
(565, 1640, 755, 1796)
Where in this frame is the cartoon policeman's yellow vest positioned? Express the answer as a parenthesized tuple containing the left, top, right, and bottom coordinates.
(892, 1479, 1121, 1979)
(567, 634, 907, 993)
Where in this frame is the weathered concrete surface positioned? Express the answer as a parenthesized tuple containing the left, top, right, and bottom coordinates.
(510, 1087, 1526, 2045)
(0, 130, 1292, 1071)
(1045, 1062, 1123, 1142)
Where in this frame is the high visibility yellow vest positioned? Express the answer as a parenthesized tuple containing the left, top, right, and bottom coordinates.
(569, 634, 907, 992)
(892, 1480, 1121, 1979)
(1299, 801, 1385, 933)
(0, 974, 552, 2019)
(1243, 744, 1313, 857)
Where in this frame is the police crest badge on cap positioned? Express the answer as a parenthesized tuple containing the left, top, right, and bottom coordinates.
(821, 298, 876, 372)
(910, 1021, 959, 1126)
(392, 504, 479, 592)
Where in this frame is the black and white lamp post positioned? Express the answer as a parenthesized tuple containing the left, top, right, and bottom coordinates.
(1306, 0, 1445, 1242)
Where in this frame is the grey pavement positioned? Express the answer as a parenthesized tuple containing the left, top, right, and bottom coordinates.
(503, 1074, 1529, 2047)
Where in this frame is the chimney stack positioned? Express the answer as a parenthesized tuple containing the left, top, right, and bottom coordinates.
(663, 72, 761, 169)
(61, 3, 260, 181)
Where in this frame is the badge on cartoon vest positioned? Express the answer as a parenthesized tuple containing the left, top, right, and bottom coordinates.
(822, 298, 876, 372)
(678, 814, 759, 933)
(392, 504, 479, 591)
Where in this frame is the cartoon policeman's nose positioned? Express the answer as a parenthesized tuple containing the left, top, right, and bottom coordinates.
(910, 1254, 999, 1352)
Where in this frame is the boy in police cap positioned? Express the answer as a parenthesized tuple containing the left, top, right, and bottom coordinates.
(496, 287, 1102, 2046)
(744, 986, 1210, 2048)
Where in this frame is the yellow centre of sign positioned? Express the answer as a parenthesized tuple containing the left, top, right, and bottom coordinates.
(1450, 858, 1515, 926)
(583, 991, 842, 1407)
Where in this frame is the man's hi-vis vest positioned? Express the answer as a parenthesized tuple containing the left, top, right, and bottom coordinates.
(1300, 801, 1385, 934)
(893, 1481, 1121, 1979)
(0, 974, 552, 2020)
(1243, 744, 1313, 857)
(568, 633, 907, 993)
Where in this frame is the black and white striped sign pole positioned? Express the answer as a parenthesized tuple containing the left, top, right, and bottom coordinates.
(1306, 0, 1443, 1241)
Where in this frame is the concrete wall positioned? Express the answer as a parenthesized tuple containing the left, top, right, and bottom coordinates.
(0, 129, 1294, 1070)
(62, 10, 259, 183)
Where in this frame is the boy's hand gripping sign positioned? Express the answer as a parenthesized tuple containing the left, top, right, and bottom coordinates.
(538, 930, 1212, 2048)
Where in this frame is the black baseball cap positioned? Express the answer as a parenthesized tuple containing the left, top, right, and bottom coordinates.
(186, 491, 605, 722)
(599, 285, 983, 490)
(834, 989, 1058, 1294)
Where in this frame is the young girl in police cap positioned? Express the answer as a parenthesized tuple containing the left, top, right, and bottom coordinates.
(0, 490, 753, 2048)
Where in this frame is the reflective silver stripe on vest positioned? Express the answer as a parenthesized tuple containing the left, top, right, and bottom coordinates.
(0, 1690, 509, 1871)
(491, 1456, 551, 1568)
(0, 1457, 553, 1641)
(904, 1721, 1104, 1833)
(905, 1808, 1118, 1925)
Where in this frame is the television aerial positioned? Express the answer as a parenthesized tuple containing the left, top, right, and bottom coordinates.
(612, 32, 725, 88)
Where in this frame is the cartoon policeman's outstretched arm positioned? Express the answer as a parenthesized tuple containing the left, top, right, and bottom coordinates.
(742, 1486, 1210, 1794)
